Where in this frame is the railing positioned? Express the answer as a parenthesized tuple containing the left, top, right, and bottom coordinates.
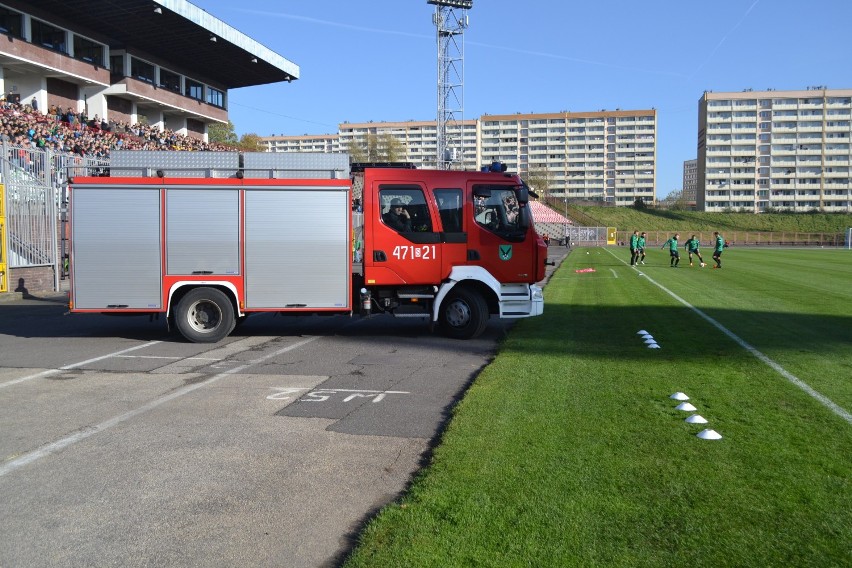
(614, 230, 846, 248)
(1, 142, 109, 291)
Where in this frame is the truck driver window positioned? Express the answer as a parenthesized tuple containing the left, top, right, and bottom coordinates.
(434, 188, 463, 233)
(379, 186, 433, 233)
(473, 185, 525, 240)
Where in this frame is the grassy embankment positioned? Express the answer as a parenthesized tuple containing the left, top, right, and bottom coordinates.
(569, 205, 852, 233)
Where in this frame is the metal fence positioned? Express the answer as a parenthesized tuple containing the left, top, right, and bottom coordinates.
(613, 229, 847, 248)
(1, 142, 108, 290)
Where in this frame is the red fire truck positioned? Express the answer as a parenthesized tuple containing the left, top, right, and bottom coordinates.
(68, 152, 546, 342)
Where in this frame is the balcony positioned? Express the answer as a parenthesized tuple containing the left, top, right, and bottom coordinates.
(772, 102, 798, 110)
(707, 104, 732, 112)
(825, 123, 851, 132)
(825, 158, 850, 167)
(730, 194, 757, 202)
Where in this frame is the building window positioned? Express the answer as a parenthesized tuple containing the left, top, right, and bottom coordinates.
(0, 7, 23, 39)
(110, 54, 125, 76)
(206, 87, 224, 108)
(73, 35, 104, 66)
(186, 79, 203, 100)
(159, 69, 181, 94)
(130, 57, 155, 84)
(31, 19, 66, 53)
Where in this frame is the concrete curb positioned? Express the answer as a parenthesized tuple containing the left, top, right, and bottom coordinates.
(0, 291, 24, 303)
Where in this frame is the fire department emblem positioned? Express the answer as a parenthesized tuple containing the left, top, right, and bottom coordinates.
(499, 245, 513, 261)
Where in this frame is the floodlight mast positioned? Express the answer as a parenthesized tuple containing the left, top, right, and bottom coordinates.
(428, 0, 471, 170)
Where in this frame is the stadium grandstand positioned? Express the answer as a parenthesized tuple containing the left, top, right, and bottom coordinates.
(0, 0, 298, 139)
(0, 0, 299, 295)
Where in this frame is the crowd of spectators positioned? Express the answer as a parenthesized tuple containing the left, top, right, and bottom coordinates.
(0, 98, 232, 161)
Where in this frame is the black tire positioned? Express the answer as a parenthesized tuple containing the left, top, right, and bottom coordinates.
(439, 286, 489, 339)
(174, 287, 235, 343)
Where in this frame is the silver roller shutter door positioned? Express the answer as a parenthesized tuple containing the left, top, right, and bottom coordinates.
(245, 188, 349, 309)
(166, 189, 239, 275)
(72, 188, 162, 309)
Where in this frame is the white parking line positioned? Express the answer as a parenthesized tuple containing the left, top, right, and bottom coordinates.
(0, 341, 163, 389)
(113, 355, 221, 361)
(0, 336, 320, 478)
(602, 247, 852, 425)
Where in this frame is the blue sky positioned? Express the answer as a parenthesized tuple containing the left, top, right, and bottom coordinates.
(192, 0, 852, 199)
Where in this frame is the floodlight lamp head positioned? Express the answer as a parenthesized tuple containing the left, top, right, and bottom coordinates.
(427, 0, 473, 8)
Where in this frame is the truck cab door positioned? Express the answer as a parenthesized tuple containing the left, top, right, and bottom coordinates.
(433, 188, 467, 277)
(468, 184, 536, 283)
(366, 184, 442, 285)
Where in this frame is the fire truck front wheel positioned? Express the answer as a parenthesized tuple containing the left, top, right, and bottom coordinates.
(175, 287, 235, 343)
(439, 287, 489, 340)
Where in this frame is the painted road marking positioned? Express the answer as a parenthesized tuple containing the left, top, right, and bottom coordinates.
(0, 336, 321, 478)
(113, 355, 221, 361)
(603, 247, 852, 425)
(0, 342, 163, 389)
(268, 387, 411, 403)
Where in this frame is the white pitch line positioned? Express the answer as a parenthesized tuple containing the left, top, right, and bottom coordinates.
(610, 269, 618, 279)
(603, 247, 852, 425)
(0, 341, 163, 389)
(0, 336, 320, 478)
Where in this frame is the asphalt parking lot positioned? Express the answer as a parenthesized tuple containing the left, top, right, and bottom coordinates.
(0, 248, 568, 567)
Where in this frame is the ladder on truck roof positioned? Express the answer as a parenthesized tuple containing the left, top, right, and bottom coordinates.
(104, 151, 350, 179)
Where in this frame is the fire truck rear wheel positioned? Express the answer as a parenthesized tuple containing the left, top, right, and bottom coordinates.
(175, 287, 235, 343)
(440, 287, 489, 340)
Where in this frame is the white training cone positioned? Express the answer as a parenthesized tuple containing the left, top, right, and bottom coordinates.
(637, 330, 649, 335)
(647, 344, 661, 349)
(642, 334, 654, 340)
(675, 402, 697, 411)
(697, 429, 722, 440)
(670, 392, 689, 401)
(685, 414, 708, 424)
(644, 338, 657, 344)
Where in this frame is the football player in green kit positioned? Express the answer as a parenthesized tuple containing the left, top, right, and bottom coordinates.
(661, 233, 680, 267)
(712, 231, 725, 268)
(685, 234, 705, 267)
(637, 231, 647, 265)
(629, 230, 639, 266)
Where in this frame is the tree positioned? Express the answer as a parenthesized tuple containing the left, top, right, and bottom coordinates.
(238, 133, 263, 152)
(661, 189, 689, 211)
(346, 139, 368, 163)
(381, 133, 406, 163)
(346, 133, 407, 163)
(208, 121, 238, 146)
(522, 167, 553, 198)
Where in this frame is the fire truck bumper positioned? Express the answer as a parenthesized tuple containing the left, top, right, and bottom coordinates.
(499, 284, 544, 318)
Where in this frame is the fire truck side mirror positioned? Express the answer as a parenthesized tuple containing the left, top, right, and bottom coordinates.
(516, 185, 530, 204)
(518, 207, 530, 230)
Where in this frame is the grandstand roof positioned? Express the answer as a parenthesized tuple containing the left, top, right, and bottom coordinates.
(25, 0, 299, 88)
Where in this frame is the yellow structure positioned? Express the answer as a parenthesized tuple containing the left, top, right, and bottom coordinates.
(0, 183, 7, 293)
(607, 227, 617, 245)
